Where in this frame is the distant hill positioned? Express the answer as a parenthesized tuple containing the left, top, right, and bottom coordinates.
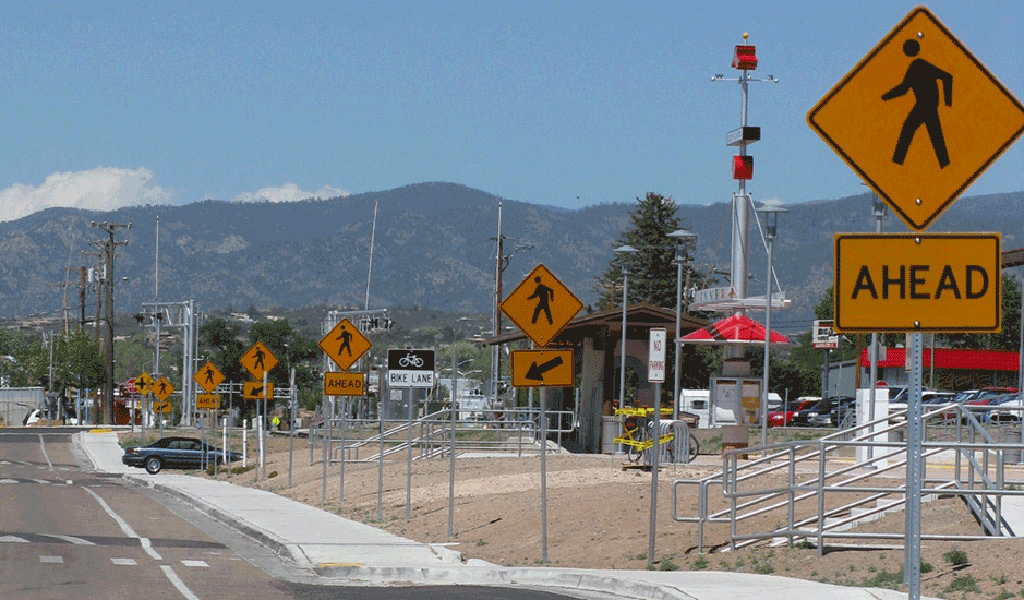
(1, 182, 1021, 335)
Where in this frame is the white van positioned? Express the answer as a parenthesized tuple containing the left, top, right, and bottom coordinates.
(679, 389, 783, 429)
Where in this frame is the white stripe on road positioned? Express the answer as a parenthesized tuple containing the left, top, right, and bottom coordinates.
(0, 536, 29, 543)
(83, 487, 162, 561)
(180, 560, 208, 568)
(38, 435, 53, 470)
(48, 534, 95, 545)
(111, 558, 137, 566)
(160, 565, 202, 600)
(39, 555, 63, 564)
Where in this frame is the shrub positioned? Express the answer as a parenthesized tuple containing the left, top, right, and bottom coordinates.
(942, 548, 969, 566)
(943, 574, 979, 594)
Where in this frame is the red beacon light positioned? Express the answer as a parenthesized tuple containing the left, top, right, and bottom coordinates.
(732, 33, 758, 70)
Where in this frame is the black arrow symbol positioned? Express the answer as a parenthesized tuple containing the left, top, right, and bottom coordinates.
(525, 356, 564, 382)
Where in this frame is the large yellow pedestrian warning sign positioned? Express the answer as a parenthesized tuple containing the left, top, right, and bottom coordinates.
(240, 341, 278, 380)
(319, 319, 371, 371)
(501, 264, 583, 348)
(808, 7, 1024, 230)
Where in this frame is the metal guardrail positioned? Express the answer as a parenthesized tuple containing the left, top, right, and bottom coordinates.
(673, 402, 1024, 554)
(310, 407, 578, 464)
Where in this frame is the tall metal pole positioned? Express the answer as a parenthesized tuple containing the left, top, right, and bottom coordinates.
(867, 198, 885, 464)
(364, 199, 378, 311)
(673, 254, 683, 422)
(615, 246, 636, 453)
(539, 385, 548, 563)
(492, 202, 503, 414)
(760, 228, 774, 447)
(905, 333, 923, 599)
(448, 345, 457, 538)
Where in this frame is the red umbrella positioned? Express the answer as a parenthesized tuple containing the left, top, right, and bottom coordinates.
(678, 314, 792, 346)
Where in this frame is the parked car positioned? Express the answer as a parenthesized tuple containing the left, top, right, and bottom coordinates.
(988, 393, 1024, 423)
(122, 436, 242, 474)
(767, 400, 817, 427)
(967, 391, 1021, 423)
(806, 396, 857, 428)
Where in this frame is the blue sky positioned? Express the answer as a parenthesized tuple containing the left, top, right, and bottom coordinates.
(1, 1, 1022, 221)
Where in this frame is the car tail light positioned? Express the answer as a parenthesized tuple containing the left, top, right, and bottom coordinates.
(126, 448, 139, 455)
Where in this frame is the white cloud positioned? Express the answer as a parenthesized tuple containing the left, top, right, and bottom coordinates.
(232, 183, 349, 203)
(0, 167, 173, 222)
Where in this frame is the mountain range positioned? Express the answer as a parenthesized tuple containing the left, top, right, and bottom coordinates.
(1, 182, 1022, 335)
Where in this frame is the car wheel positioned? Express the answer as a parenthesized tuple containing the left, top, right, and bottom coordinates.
(144, 456, 162, 474)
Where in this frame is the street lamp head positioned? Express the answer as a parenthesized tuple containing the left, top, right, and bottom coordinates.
(755, 198, 787, 215)
(667, 228, 698, 244)
(614, 244, 638, 254)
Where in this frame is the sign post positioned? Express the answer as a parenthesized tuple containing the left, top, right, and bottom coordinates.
(810, 8, 1022, 599)
(647, 328, 666, 569)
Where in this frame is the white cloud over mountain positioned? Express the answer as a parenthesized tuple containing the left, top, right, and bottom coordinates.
(0, 167, 174, 222)
(0, 167, 350, 222)
(231, 184, 349, 203)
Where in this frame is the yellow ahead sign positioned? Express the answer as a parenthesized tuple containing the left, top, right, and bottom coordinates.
(324, 372, 365, 396)
(834, 233, 1001, 333)
(511, 349, 574, 388)
(808, 7, 1024, 230)
(319, 319, 371, 371)
(196, 393, 219, 410)
(501, 264, 583, 348)
(193, 361, 225, 394)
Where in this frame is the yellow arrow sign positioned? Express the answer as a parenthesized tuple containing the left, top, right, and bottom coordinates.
(244, 381, 274, 400)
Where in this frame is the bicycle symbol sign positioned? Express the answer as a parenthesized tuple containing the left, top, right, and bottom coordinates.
(387, 348, 435, 389)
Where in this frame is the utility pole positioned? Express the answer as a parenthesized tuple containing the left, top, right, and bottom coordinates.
(92, 220, 131, 425)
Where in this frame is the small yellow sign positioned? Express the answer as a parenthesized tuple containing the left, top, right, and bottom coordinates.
(808, 7, 1024, 230)
(136, 372, 154, 395)
(193, 361, 225, 394)
(319, 320, 371, 371)
(196, 393, 220, 410)
(153, 376, 174, 402)
(153, 400, 172, 414)
(244, 381, 274, 401)
(501, 264, 583, 348)
(834, 233, 1001, 333)
(324, 372, 365, 396)
(511, 349, 574, 388)
(240, 341, 278, 379)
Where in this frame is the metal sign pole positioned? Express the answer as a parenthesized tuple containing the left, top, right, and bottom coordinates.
(340, 393, 346, 503)
(539, 385, 548, 564)
(648, 380, 661, 569)
(448, 345, 457, 538)
(905, 332, 923, 599)
(289, 368, 295, 488)
(406, 386, 413, 522)
(377, 368, 385, 521)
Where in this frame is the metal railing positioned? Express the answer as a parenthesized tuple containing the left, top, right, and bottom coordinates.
(673, 402, 1024, 554)
(310, 407, 577, 464)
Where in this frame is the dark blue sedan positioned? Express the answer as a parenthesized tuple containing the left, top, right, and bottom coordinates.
(122, 436, 242, 474)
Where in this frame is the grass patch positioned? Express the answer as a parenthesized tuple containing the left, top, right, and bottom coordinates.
(943, 574, 979, 594)
(692, 554, 708, 570)
(658, 557, 679, 572)
(860, 568, 904, 590)
(942, 548, 969, 566)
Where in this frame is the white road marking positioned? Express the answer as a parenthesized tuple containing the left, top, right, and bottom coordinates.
(160, 565, 202, 600)
(111, 558, 137, 566)
(0, 536, 29, 543)
(38, 435, 53, 470)
(39, 555, 63, 564)
(83, 487, 162, 561)
(48, 534, 95, 545)
(180, 560, 208, 568)
(0, 479, 18, 484)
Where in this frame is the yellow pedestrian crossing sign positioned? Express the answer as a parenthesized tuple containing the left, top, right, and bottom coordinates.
(501, 264, 583, 348)
(240, 341, 278, 379)
(193, 361, 225, 394)
(808, 7, 1024, 230)
(153, 376, 174, 402)
(319, 319, 371, 371)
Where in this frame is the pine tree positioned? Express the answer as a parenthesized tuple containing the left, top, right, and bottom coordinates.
(595, 192, 699, 310)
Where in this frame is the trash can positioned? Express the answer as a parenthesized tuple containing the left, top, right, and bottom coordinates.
(601, 415, 619, 454)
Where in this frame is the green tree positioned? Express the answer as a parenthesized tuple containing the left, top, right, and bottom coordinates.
(54, 329, 105, 393)
(199, 318, 246, 383)
(939, 274, 1021, 350)
(595, 192, 697, 310)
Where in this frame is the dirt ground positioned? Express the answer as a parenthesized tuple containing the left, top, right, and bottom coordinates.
(125, 430, 1024, 600)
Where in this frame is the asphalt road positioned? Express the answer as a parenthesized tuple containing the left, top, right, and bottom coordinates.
(0, 429, 598, 600)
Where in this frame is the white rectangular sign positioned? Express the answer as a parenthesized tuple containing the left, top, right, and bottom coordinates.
(648, 328, 666, 383)
(388, 370, 435, 388)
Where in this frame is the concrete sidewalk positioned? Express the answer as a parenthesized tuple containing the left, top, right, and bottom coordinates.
(75, 429, 933, 600)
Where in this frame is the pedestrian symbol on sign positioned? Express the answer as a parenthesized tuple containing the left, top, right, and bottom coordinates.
(882, 38, 953, 168)
(528, 276, 555, 325)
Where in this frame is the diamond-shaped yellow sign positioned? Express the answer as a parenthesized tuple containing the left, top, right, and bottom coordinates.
(153, 376, 174, 402)
(319, 319, 371, 371)
(808, 7, 1024, 230)
(240, 341, 278, 379)
(136, 372, 154, 396)
(501, 264, 583, 348)
(193, 361, 225, 394)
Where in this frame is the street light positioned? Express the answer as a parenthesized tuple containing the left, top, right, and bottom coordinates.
(755, 199, 787, 447)
(614, 244, 638, 453)
(667, 229, 698, 422)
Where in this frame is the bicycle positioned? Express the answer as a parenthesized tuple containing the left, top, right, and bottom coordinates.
(613, 407, 697, 465)
(398, 353, 424, 368)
